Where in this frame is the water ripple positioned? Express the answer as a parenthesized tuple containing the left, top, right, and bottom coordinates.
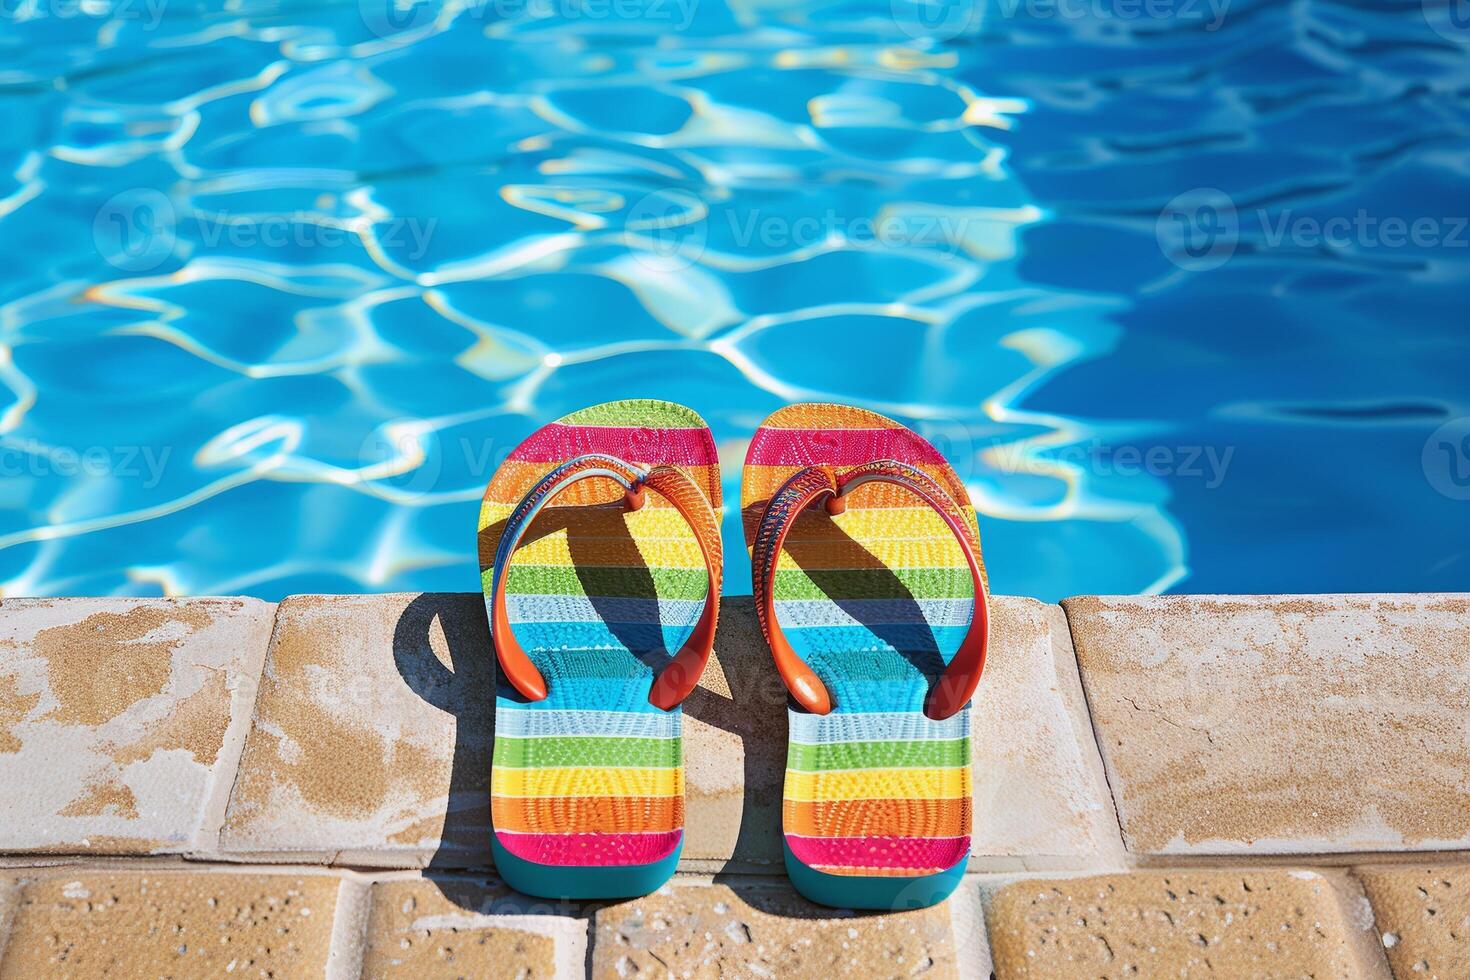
(0, 0, 1464, 599)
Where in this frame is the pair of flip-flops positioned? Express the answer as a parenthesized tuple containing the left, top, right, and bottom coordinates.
(479, 400, 988, 910)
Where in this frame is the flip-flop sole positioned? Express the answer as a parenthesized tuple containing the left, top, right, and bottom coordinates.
(743, 403, 982, 910)
(481, 399, 719, 899)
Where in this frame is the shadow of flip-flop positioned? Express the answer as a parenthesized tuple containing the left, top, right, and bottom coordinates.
(391, 592, 495, 888)
(741, 499, 946, 681)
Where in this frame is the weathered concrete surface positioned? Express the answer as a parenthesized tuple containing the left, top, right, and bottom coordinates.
(1356, 866, 1470, 980)
(364, 876, 587, 977)
(1064, 594, 1470, 855)
(217, 593, 490, 866)
(592, 879, 959, 979)
(0, 598, 274, 855)
(986, 870, 1388, 979)
(0, 869, 342, 978)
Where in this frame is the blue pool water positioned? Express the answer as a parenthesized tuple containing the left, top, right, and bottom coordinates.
(1, 0, 1467, 601)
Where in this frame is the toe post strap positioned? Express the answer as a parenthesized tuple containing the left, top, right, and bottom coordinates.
(751, 460, 989, 720)
(489, 453, 722, 709)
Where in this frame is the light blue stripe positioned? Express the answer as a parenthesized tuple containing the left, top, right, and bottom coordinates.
(772, 598, 975, 629)
(784, 624, 970, 658)
(496, 676, 664, 712)
(788, 710, 969, 744)
(494, 708, 680, 739)
(506, 594, 704, 626)
(507, 620, 696, 655)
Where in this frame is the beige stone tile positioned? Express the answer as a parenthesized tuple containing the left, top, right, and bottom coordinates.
(0, 598, 274, 855)
(363, 876, 586, 978)
(1063, 594, 1470, 854)
(1357, 866, 1470, 980)
(986, 869, 1385, 979)
(218, 593, 491, 866)
(592, 880, 958, 979)
(970, 599, 1123, 865)
(0, 869, 341, 978)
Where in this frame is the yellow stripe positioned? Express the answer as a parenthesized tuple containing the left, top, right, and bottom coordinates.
(492, 766, 683, 799)
(501, 532, 704, 569)
(784, 767, 971, 802)
(827, 506, 971, 540)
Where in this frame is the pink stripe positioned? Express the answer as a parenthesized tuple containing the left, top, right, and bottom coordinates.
(746, 427, 947, 467)
(785, 834, 970, 871)
(509, 424, 714, 466)
(495, 829, 683, 867)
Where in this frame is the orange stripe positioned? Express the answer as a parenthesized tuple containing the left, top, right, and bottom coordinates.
(758, 405, 906, 430)
(784, 798, 971, 839)
(492, 795, 684, 834)
(742, 463, 967, 512)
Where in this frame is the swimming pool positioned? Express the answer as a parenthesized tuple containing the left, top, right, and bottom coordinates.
(1, 0, 1466, 600)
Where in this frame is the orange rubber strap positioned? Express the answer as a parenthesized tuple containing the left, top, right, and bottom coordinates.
(489, 453, 722, 709)
(750, 459, 988, 720)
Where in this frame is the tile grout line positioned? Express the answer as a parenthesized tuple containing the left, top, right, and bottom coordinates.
(0, 877, 22, 978)
(1057, 596, 1135, 867)
(1327, 866, 1397, 979)
(325, 873, 372, 980)
(190, 597, 279, 858)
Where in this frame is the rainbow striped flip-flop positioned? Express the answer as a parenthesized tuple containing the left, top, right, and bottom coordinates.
(480, 400, 722, 899)
(743, 403, 989, 910)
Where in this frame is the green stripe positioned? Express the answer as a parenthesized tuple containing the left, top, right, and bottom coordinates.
(493, 735, 682, 769)
(557, 400, 705, 428)
(772, 567, 975, 601)
(786, 738, 970, 772)
(484, 565, 710, 600)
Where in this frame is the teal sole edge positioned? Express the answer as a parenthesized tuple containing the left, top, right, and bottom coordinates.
(491, 834, 682, 900)
(782, 841, 966, 910)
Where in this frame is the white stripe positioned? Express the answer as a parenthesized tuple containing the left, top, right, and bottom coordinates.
(772, 598, 975, 629)
(505, 594, 704, 625)
(787, 709, 969, 745)
(494, 708, 680, 739)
